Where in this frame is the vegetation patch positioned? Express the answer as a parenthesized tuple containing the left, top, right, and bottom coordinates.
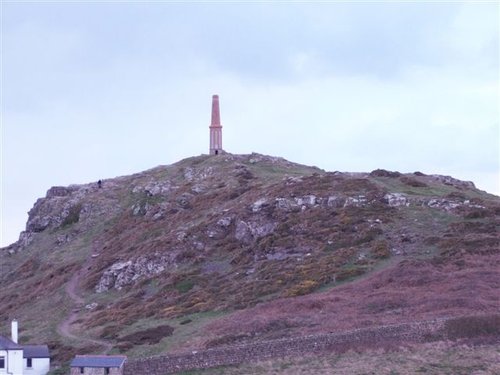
(61, 203, 82, 227)
(175, 279, 195, 293)
(444, 315, 500, 339)
(119, 325, 174, 345)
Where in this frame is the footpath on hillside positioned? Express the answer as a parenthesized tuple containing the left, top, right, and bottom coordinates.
(56, 243, 112, 354)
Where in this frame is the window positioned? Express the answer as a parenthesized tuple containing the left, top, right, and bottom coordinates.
(27, 357, 33, 368)
(0, 356, 5, 368)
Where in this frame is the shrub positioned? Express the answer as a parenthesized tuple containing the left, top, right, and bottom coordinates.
(369, 169, 401, 178)
(400, 176, 428, 187)
(444, 315, 500, 339)
(464, 209, 488, 219)
(372, 241, 390, 259)
(336, 266, 366, 281)
(284, 280, 319, 297)
(119, 325, 174, 345)
(175, 279, 195, 293)
(61, 203, 82, 226)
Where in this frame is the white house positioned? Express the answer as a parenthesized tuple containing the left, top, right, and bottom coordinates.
(0, 320, 50, 375)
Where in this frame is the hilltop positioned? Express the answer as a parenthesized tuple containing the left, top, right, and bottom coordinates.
(1, 153, 499, 370)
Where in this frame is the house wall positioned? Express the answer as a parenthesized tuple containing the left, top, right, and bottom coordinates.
(70, 367, 123, 375)
(0, 349, 23, 375)
(24, 357, 50, 375)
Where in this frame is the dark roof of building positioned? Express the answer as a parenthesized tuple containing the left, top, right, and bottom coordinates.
(70, 355, 127, 368)
(0, 335, 22, 350)
(23, 345, 50, 358)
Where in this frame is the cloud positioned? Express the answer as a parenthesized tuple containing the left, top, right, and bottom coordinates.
(1, 2, 498, 247)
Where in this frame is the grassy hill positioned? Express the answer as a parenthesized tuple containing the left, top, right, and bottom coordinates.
(1, 153, 498, 371)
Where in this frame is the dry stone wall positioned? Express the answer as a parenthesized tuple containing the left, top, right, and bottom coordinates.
(124, 318, 448, 375)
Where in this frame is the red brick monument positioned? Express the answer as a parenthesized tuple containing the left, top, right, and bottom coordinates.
(209, 95, 223, 155)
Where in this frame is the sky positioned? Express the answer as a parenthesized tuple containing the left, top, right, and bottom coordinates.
(1, 1, 499, 247)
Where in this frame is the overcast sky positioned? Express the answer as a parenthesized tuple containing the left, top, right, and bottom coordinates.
(1, 1, 499, 247)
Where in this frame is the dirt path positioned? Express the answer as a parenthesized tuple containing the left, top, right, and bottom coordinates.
(57, 244, 113, 353)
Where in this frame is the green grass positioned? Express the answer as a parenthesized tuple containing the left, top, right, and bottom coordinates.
(175, 279, 195, 293)
(371, 176, 462, 197)
(170, 342, 500, 374)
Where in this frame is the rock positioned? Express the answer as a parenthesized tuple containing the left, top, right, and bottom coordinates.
(327, 196, 345, 208)
(96, 256, 172, 293)
(27, 216, 51, 232)
(251, 198, 269, 212)
(217, 217, 232, 227)
(131, 203, 146, 216)
(283, 176, 303, 184)
(427, 199, 461, 211)
(191, 184, 206, 194)
(235, 220, 252, 244)
(184, 167, 213, 182)
(152, 212, 164, 221)
(275, 198, 301, 212)
(249, 222, 277, 238)
(207, 230, 217, 238)
(177, 194, 193, 209)
(384, 193, 410, 207)
(132, 180, 174, 196)
(430, 175, 475, 189)
(295, 195, 318, 206)
(235, 219, 277, 244)
(276, 195, 319, 211)
(85, 302, 98, 310)
(56, 234, 71, 245)
(192, 241, 205, 250)
(18, 231, 34, 247)
(46, 186, 72, 198)
(184, 168, 194, 181)
(344, 196, 368, 207)
(96, 261, 132, 292)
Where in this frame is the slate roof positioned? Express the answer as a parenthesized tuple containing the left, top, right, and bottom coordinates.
(23, 345, 50, 358)
(70, 355, 127, 368)
(0, 335, 22, 350)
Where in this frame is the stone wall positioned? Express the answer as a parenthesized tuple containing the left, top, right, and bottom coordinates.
(124, 318, 449, 375)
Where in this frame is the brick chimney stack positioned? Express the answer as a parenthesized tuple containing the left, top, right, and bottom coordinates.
(11, 319, 18, 343)
(209, 95, 223, 155)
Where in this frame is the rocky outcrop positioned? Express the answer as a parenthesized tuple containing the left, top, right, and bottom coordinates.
(183, 167, 214, 182)
(384, 193, 410, 207)
(430, 175, 475, 189)
(132, 179, 176, 196)
(235, 220, 277, 244)
(96, 255, 175, 293)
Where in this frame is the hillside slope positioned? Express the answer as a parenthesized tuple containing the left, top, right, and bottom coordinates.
(1, 153, 499, 365)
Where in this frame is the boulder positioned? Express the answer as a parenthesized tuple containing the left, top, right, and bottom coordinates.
(384, 193, 410, 207)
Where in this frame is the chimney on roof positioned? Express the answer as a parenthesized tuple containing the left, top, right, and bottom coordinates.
(12, 319, 18, 343)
